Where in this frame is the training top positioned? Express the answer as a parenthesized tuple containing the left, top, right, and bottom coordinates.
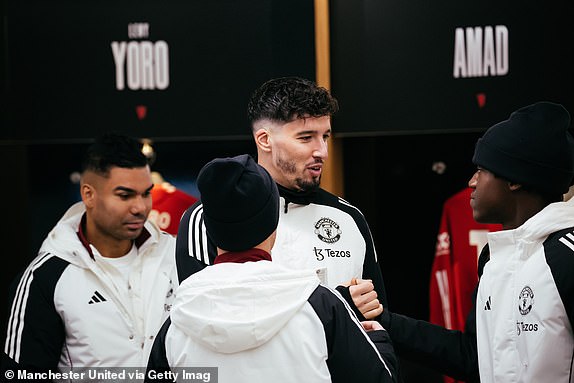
(175, 184, 388, 314)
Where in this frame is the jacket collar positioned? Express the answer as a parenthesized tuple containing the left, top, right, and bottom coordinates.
(214, 248, 272, 264)
(277, 183, 319, 213)
(76, 213, 151, 259)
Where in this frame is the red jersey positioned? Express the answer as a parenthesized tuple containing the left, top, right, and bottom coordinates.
(149, 182, 198, 235)
(429, 188, 501, 383)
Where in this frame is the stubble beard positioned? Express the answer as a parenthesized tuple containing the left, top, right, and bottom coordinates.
(296, 175, 321, 192)
(276, 158, 321, 192)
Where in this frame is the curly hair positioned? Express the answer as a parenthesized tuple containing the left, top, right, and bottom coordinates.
(247, 77, 339, 128)
(81, 132, 148, 176)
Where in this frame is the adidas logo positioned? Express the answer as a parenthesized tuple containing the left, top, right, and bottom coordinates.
(558, 231, 574, 252)
(88, 291, 107, 304)
(484, 296, 492, 310)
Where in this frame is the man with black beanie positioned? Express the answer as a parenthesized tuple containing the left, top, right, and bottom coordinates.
(146, 154, 398, 383)
(470, 101, 574, 382)
(377, 101, 574, 383)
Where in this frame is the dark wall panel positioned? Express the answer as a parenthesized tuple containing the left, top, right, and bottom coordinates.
(2, 0, 315, 143)
(330, 0, 573, 135)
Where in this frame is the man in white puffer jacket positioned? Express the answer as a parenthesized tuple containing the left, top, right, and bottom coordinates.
(146, 154, 398, 383)
(470, 102, 574, 382)
(2, 134, 176, 376)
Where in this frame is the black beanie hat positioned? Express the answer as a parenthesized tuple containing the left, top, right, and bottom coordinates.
(197, 154, 279, 252)
(472, 101, 574, 195)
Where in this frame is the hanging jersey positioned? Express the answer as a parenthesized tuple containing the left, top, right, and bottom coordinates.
(430, 188, 501, 331)
(149, 182, 198, 235)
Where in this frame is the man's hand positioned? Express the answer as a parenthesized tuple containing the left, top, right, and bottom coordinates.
(361, 320, 384, 332)
(345, 278, 383, 319)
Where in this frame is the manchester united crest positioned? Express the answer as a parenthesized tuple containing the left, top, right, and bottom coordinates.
(518, 286, 534, 315)
(314, 218, 341, 244)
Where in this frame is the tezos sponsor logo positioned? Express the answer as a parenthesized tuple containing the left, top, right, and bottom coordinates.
(313, 247, 351, 261)
(516, 321, 538, 336)
(314, 218, 341, 244)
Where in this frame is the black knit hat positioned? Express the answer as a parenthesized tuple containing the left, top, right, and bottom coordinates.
(473, 101, 574, 195)
(197, 154, 279, 252)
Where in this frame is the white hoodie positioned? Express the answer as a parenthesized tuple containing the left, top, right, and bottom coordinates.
(167, 261, 331, 381)
(153, 259, 397, 383)
(476, 198, 574, 382)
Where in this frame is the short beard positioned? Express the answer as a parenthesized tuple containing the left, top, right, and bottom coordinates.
(276, 158, 321, 192)
(295, 176, 321, 192)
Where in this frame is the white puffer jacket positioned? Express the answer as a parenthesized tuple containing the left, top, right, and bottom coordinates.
(476, 198, 574, 382)
(4, 202, 177, 371)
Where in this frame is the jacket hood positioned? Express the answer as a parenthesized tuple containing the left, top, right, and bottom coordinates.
(170, 261, 320, 354)
(39, 201, 161, 268)
(488, 198, 574, 245)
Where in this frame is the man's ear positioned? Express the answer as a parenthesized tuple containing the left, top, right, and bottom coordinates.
(254, 128, 272, 153)
(508, 182, 523, 192)
(81, 183, 96, 207)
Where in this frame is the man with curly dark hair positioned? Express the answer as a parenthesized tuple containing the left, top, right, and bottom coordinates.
(176, 77, 387, 321)
(247, 77, 339, 192)
(147, 154, 398, 383)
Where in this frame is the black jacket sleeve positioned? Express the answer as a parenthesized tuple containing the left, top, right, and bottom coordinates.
(367, 329, 399, 378)
(175, 202, 216, 284)
(378, 245, 494, 382)
(308, 286, 398, 383)
(360, 220, 388, 309)
(334, 201, 387, 322)
(2, 255, 68, 381)
(380, 298, 479, 382)
(544, 227, 574, 327)
(145, 318, 172, 383)
(339, 203, 388, 309)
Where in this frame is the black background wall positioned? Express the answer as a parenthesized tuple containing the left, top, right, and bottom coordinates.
(344, 133, 481, 382)
(344, 133, 481, 320)
(2, 0, 315, 142)
(330, 0, 574, 136)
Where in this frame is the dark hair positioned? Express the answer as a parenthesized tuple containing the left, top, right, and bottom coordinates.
(247, 77, 339, 128)
(81, 132, 148, 176)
